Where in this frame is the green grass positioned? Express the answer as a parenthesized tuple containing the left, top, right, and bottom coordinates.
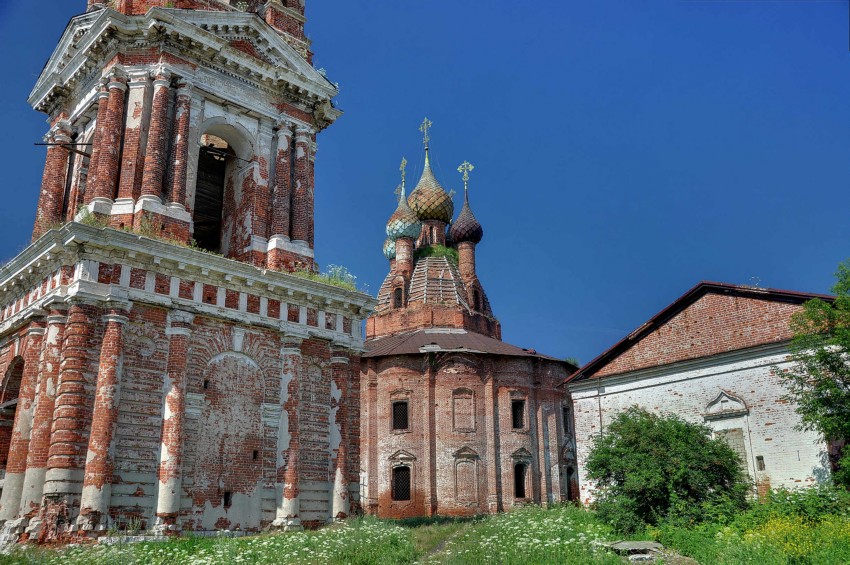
(4, 497, 850, 564)
(0, 506, 618, 565)
(646, 485, 850, 564)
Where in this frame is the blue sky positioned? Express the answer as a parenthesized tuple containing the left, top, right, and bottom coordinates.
(0, 1, 848, 364)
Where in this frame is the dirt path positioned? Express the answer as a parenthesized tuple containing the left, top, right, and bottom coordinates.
(416, 523, 470, 563)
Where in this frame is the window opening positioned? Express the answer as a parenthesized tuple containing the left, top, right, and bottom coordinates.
(194, 135, 231, 253)
(223, 491, 233, 508)
(756, 456, 765, 471)
(511, 399, 525, 430)
(203, 379, 210, 390)
(393, 287, 403, 308)
(562, 405, 571, 433)
(392, 466, 411, 501)
(473, 290, 481, 311)
(514, 463, 527, 499)
(392, 401, 409, 431)
(252, 450, 259, 461)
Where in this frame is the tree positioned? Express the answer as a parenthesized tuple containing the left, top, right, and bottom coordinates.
(779, 260, 850, 487)
(585, 407, 749, 533)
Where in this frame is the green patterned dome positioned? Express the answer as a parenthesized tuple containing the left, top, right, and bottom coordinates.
(386, 184, 422, 241)
(383, 237, 396, 260)
(408, 150, 454, 224)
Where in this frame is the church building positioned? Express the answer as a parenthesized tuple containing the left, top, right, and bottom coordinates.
(0, 0, 374, 541)
(359, 124, 578, 519)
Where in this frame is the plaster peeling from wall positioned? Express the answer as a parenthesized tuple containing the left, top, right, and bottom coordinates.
(200, 481, 265, 531)
(277, 371, 292, 467)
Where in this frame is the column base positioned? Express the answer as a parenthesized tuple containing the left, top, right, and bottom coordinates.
(152, 515, 182, 536)
(270, 517, 303, 531)
(75, 510, 109, 532)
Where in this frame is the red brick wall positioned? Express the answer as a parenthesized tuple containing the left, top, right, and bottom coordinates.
(597, 294, 802, 377)
(363, 353, 571, 519)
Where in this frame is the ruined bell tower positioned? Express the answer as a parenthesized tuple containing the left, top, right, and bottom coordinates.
(0, 0, 373, 542)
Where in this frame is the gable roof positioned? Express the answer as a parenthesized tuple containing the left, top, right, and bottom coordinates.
(565, 281, 833, 385)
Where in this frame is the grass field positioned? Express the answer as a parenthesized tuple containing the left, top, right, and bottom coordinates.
(2, 499, 850, 564)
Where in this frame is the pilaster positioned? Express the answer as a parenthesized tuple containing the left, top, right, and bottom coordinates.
(272, 338, 303, 530)
(154, 310, 194, 534)
(77, 307, 130, 532)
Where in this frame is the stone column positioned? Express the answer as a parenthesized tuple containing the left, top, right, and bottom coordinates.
(168, 81, 192, 211)
(44, 302, 99, 509)
(330, 351, 350, 521)
(116, 71, 151, 203)
(0, 322, 46, 523)
(153, 311, 194, 533)
(138, 71, 171, 204)
(83, 82, 110, 206)
(77, 307, 129, 531)
(268, 123, 293, 270)
(20, 308, 67, 523)
(91, 70, 128, 205)
(290, 127, 311, 245)
(272, 340, 303, 530)
(307, 136, 316, 249)
(483, 368, 501, 512)
(32, 123, 73, 240)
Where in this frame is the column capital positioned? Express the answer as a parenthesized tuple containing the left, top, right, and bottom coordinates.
(329, 355, 350, 366)
(174, 77, 194, 96)
(102, 313, 130, 325)
(168, 310, 195, 325)
(294, 126, 312, 141)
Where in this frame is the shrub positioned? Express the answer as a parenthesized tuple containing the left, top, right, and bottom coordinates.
(414, 244, 458, 265)
(586, 407, 750, 533)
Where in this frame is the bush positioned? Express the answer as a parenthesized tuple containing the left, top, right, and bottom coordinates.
(586, 407, 750, 533)
(413, 244, 458, 265)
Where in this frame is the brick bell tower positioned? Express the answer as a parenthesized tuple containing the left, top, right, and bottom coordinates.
(0, 0, 374, 542)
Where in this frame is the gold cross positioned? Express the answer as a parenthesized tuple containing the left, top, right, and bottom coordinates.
(419, 117, 433, 148)
(458, 160, 474, 190)
(399, 157, 408, 186)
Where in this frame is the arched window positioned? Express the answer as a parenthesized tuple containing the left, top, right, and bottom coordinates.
(392, 466, 411, 501)
(514, 463, 527, 499)
(194, 134, 233, 253)
(393, 287, 403, 309)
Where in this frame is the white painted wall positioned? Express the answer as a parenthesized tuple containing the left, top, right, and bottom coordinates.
(569, 343, 829, 504)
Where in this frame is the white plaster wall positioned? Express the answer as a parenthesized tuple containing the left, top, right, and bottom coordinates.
(570, 344, 829, 504)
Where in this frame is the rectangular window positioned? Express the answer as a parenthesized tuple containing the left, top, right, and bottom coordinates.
(562, 405, 571, 433)
(756, 456, 766, 471)
(511, 399, 525, 430)
(392, 466, 411, 501)
(392, 401, 409, 431)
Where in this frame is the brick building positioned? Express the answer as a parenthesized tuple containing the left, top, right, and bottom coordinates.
(567, 282, 833, 504)
(360, 131, 578, 519)
(0, 0, 374, 542)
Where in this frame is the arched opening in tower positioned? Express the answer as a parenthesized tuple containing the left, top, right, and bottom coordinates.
(0, 358, 25, 474)
(193, 134, 233, 254)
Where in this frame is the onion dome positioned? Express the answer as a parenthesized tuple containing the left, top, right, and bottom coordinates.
(449, 191, 483, 244)
(449, 160, 483, 244)
(408, 149, 454, 223)
(383, 237, 397, 260)
(386, 158, 422, 240)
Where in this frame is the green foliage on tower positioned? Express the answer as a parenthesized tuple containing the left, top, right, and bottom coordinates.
(778, 260, 850, 488)
(586, 407, 749, 534)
